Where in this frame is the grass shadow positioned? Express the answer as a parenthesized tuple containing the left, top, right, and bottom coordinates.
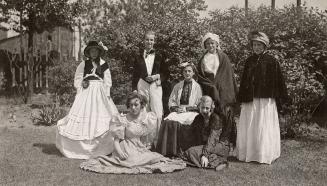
(33, 143, 63, 157)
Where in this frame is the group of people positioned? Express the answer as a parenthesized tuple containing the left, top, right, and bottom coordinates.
(55, 30, 288, 174)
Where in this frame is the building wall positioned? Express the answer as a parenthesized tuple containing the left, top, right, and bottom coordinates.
(0, 26, 81, 92)
(0, 26, 81, 62)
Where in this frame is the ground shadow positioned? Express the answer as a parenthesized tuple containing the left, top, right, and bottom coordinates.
(33, 143, 63, 157)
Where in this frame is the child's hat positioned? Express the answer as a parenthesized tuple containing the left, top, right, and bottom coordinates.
(250, 31, 269, 47)
(84, 41, 108, 58)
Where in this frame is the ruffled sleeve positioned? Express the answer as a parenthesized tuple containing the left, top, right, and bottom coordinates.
(140, 112, 158, 146)
(109, 115, 126, 140)
(74, 61, 85, 94)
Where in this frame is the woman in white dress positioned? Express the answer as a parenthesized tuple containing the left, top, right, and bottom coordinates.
(237, 31, 288, 164)
(56, 41, 118, 159)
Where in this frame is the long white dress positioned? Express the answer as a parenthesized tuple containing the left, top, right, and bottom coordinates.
(236, 98, 281, 164)
(56, 59, 118, 159)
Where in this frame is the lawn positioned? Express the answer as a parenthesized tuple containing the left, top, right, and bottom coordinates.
(0, 101, 327, 186)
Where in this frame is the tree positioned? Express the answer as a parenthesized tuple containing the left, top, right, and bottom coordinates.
(0, 0, 83, 103)
(80, 0, 208, 103)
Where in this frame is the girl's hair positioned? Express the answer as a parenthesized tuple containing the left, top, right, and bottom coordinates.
(126, 92, 148, 109)
(198, 95, 215, 111)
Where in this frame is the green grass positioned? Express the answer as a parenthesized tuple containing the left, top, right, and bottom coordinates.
(0, 125, 326, 186)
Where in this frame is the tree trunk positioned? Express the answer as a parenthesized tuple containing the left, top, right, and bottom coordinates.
(25, 30, 34, 104)
(297, 0, 301, 7)
(271, 0, 275, 9)
(245, 0, 248, 16)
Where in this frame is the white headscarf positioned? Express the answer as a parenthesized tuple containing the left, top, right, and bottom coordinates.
(202, 32, 221, 50)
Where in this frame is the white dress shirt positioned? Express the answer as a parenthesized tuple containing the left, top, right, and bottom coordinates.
(144, 50, 155, 75)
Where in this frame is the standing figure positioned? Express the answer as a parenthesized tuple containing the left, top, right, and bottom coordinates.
(56, 41, 118, 159)
(197, 32, 238, 147)
(131, 31, 169, 147)
(184, 96, 230, 171)
(237, 31, 288, 164)
(80, 92, 186, 174)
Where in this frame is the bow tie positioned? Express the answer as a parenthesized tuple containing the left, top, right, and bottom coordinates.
(145, 49, 155, 58)
(146, 49, 155, 55)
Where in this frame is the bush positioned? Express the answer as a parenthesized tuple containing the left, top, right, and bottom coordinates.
(48, 59, 79, 106)
(31, 103, 67, 126)
(79, 2, 326, 128)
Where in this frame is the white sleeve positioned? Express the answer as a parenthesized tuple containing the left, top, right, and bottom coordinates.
(168, 84, 179, 108)
(74, 62, 85, 94)
(194, 84, 203, 107)
(103, 68, 112, 97)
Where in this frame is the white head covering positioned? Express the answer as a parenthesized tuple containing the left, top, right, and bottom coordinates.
(202, 32, 221, 50)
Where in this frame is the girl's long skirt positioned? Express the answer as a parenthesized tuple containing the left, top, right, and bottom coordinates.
(236, 98, 280, 164)
(56, 80, 118, 159)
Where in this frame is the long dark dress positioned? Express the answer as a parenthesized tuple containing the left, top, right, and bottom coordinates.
(184, 113, 230, 169)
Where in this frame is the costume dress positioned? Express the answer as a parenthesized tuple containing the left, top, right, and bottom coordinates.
(237, 52, 288, 164)
(184, 113, 230, 169)
(80, 111, 186, 174)
(56, 59, 118, 159)
(157, 79, 202, 156)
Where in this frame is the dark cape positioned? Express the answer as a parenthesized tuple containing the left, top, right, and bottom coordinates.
(238, 52, 288, 105)
(197, 50, 238, 110)
(197, 50, 238, 146)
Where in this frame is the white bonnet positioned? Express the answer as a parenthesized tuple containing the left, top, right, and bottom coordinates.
(202, 32, 221, 50)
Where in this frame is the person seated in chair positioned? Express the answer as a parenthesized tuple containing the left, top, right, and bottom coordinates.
(165, 62, 203, 125)
(156, 62, 202, 157)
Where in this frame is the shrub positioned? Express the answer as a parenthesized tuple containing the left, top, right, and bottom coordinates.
(79, 2, 326, 128)
(31, 103, 67, 126)
(48, 59, 79, 106)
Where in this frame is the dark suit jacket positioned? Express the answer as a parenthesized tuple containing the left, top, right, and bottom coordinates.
(132, 50, 169, 91)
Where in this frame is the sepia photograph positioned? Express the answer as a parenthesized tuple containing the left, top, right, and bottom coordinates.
(0, 0, 326, 185)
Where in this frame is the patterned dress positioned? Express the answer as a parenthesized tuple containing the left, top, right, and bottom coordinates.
(80, 111, 186, 174)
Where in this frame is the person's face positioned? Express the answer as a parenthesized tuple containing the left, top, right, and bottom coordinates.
(89, 48, 100, 59)
(252, 40, 265, 55)
(128, 98, 142, 116)
(205, 38, 217, 54)
(183, 66, 195, 81)
(199, 101, 212, 118)
(144, 34, 155, 51)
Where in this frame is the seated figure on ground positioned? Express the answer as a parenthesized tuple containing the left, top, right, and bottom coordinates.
(80, 92, 186, 174)
(183, 96, 230, 171)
